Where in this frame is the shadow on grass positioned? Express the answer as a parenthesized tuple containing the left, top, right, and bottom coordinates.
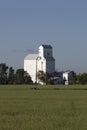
(30, 86, 87, 91)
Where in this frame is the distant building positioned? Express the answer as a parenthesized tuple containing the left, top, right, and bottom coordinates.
(63, 71, 73, 85)
(24, 45, 55, 83)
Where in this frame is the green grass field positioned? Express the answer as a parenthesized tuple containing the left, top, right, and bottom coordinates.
(0, 85, 87, 130)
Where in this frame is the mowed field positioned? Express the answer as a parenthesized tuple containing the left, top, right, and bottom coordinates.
(0, 85, 87, 130)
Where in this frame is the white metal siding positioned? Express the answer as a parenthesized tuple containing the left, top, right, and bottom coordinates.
(24, 60, 36, 83)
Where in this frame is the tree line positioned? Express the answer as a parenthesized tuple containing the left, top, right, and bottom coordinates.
(0, 63, 32, 84)
(71, 71, 87, 84)
(0, 63, 87, 85)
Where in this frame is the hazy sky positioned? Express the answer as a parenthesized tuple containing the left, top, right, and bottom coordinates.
(0, 0, 87, 73)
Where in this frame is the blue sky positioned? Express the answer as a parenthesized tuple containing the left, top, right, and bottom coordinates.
(0, 0, 87, 73)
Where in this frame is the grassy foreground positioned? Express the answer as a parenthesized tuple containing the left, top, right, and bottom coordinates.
(0, 85, 87, 130)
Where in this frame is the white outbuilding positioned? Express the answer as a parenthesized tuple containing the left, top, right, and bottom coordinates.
(24, 45, 55, 83)
(63, 71, 73, 85)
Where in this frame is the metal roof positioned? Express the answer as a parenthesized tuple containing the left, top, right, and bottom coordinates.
(24, 54, 38, 60)
(41, 45, 52, 49)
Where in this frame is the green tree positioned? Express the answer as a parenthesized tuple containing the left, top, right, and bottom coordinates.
(0, 63, 8, 84)
(14, 69, 32, 84)
(79, 73, 87, 84)
(14, 69, 25, 84)
(37, 71, 53, 84)
(24, 71, 32, 84)
(8, 67, 14, 84)
(71, 71, 77, 84)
